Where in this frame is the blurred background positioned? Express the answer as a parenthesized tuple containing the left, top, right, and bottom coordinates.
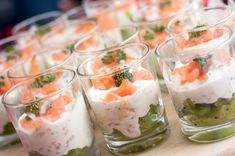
(0, 0, 228, 39)
(0, 0, 82, 38)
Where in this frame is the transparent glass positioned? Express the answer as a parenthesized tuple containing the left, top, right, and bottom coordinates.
(63, 6, 87, 21)
(0, 51, 19, 147)
(74, 25, 140, 63)
(131, 0, 195, 90)
(83, 0, 118, 30)
(156, 26, 235, 142)
(77, 43, 168, 155)
(40, 19, 97, 50)
(0, 35, 40, 60)
(3, 68, 100, 156)
(167, 5, 235, 38)
(8, 48, 75, 84)
(12, 11, 66, 44)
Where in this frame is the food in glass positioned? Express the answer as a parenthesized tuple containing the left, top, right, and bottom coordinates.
(77, 43, 168, 155)
(156, 25, 235, 142)
(12, 11, 65, 43)
(74, 25, 140, 63)
(41, 19, 97, 50)
(8, 49, 74, 84)
(3, 68, 100, 156)
(167, 5, 234, 38)
(0, 52, 18, 147)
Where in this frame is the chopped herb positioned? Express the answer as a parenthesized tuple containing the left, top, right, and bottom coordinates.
(6, 54, 16, 61)
(189, 31, 201, 38)
(4, 45, 15, 53)
(35, 26, 50, 36)
(150, 25, 165, 33)
(41, 73, 55, 83)
(63, 147, 89, 156)
(88, 17, 97, 22)
(1, 122, 15, 135)
(0, 81, 4, 87)
(143, 30, 155, 40)
(120, 28, 131, 40)
(112, 69, 133, 87)
(32, 78, 43, 88)
(101, 51, 114, 64)
(66, 44, 74, 51)
(25, 99, 40, 115)
(160, 0, 172, 8)
(193, 57, 209, 68)
(194, 24, 206, 29)
(124, 11, 132, 20)
(32, 73, 55, 88)
(116, 50, 126, 63)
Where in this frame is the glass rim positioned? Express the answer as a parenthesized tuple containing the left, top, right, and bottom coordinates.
(166, 6, 234, 36)
(3, 68, 76, 108)
(130, 0, 194, 25)
(77, 42, 150, 78)
(63, 5, 85, 19)
(7, 48, 73, 80)
(12, 11, 63, 35)
(73, 25, 139, 56)
(155, 25, 234, 61)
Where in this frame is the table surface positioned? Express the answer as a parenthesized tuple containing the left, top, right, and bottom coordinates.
(1, 93, 235, 156)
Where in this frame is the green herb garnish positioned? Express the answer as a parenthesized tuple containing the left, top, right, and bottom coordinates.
(63, 147, 89, 156)
(66, 44, 74, 51)
(150, 25, 165, 33)
(112, 69, 133, 87)
(0, 81, 4, 88)
(143, 30, 155, 40)
(160, 0, 172, 8)
(25, 99, 40, 115)
(41, 73, 55, 83)
(4, 45, 15, 53)
(101, 51, 114, 64)
(1, 122, 15, 135)
(116, 50, 126, 63)
(194, 24, 206, 29)
(34, 26, 50, 36)
(120, 28, 131, 40)
(190, 31, 201, 38)
(32, 73, 55, 88)
(193, 57, 209, 68)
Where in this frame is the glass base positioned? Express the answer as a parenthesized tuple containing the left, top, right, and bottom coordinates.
(181, 119, 235, 143)
(0, 133, 19, 148)
(105, 126, 169, 155)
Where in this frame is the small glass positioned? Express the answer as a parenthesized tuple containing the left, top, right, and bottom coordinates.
(8, 48, 74, 84)
(40, 19, 97, 50)
(74, 25, 140, 63)
(77, 43, 168, 155)
(0, 52, 19, 147)
(0, 35, 40, 60)
(12, 11, 65, 44)
(131, 0, 195, 90)
(83, 0, 118, 30)
(156, 25, 235, 142)
(167, 5, 234, 38)
(3, 68, 100, 156)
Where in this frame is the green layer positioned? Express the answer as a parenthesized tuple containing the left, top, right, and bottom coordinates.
(29, 146, 89, 156)
(179, 97, 235, 127)
(1, 122, 15, 135)
(112, 104, 164, 140)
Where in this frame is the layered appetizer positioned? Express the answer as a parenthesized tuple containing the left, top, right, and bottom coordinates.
(157, 26, 235, 142)
(3, 69, 99, 156)
(78, 43, 168, 155)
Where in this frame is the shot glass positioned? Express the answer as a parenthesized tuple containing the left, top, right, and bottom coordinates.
(3, 68, 100, 156)
(8, 48, 74, 84)
(12, 11, 65, 43)
(156, 25, 235, 142)
(40, 19, 97, 50)
(167, 5, 234, 38)
(131, 0, 195, 90)
(0, 35, 40, 60)
(77, 43, 168, 155)
(0, 52, 19, 147)
(74, 25, 140, 63)
(83, 0, 118, 30)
